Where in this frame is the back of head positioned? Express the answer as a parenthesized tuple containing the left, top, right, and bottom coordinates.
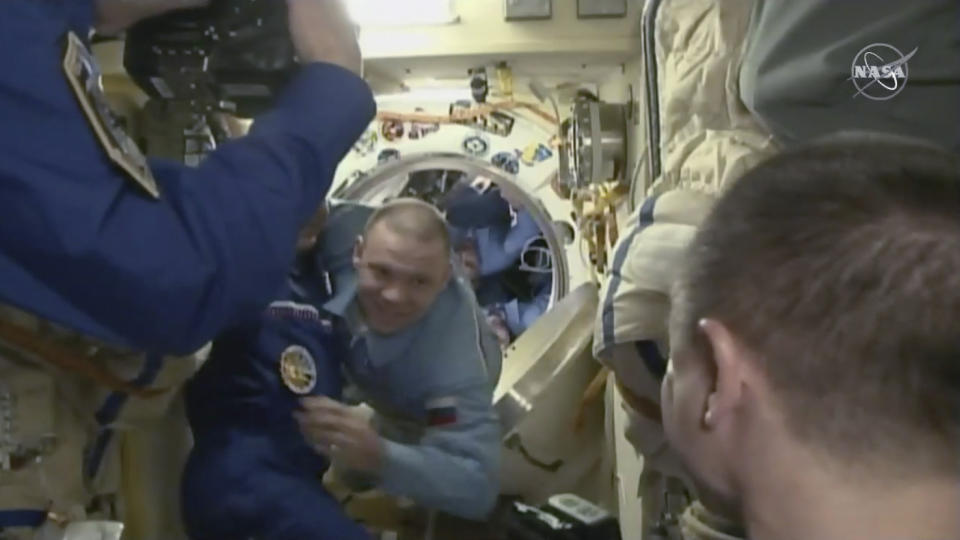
(672, 131, 960, 472)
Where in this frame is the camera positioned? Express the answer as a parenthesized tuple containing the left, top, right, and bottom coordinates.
(123, 0, 297, 120)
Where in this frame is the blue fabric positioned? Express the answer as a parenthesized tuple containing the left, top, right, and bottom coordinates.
(500, 277, 551, 336)
(0, 0, 376, 355)
(182, 434, 369, 540)
(84, 354, 164, 480)
(443, 185, 511, 230)
(600, 195, 660, 352)
(0, 510, 47, 529)
(474, 276, 511, 308)
(182, 252, 370, 540)
(476, 274, 551, 337)
(635, 340, 668, 381)
(474, 209, 541, 277)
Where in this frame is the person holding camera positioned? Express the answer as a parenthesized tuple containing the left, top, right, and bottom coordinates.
(0, 0, 373, 537)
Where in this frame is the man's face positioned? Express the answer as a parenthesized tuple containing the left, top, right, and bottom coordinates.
(353, 222, 450, 334)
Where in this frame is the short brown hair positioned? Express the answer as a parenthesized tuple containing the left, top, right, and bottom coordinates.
(363, 197, 451, 254)
(671, 132, 960, 470)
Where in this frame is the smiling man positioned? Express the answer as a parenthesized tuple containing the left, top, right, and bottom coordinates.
(297, 198, 503, 521)
(661, 133, 960, 540)
(351, 201, 452, 333)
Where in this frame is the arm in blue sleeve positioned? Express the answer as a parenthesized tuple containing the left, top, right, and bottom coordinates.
(501, 209, 540, 257)
(502, 289, 550, 336)
(140, 64, 376, 352)
(476, 209, 541, 277)
(0, 30, 375, 355)
(443, 186, 511, 229)
(378, 384, 501, 520)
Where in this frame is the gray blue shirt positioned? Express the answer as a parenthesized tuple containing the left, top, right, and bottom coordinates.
(318, 201, 503, 519)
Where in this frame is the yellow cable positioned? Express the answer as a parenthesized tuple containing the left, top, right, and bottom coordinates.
(377, 100, 558, 127)
(568, 180, 630, 277)
(496, 64, 514, 100)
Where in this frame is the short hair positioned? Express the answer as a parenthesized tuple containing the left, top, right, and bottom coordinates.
(363, 197, 451, 255)
(671, 132, 960, 471)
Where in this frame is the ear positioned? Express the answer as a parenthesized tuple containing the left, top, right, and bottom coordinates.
(697, 318, 747, 429)
(352, 236, 364, 269)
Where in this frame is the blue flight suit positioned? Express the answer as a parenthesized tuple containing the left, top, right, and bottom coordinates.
(481, 275, 551, 338)
(181, 251, 371, 540)
(471, 208, 541, 277)
(318, 202, 503, 520)
(443, 184, 542, 279)
(475, 271, 551, 338)
(444, 184, 548, 336)
(0, 0, 376, 355)
(443, 184, 512, 230)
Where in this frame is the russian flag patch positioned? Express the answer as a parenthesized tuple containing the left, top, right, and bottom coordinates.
(425, 397, 458, 427)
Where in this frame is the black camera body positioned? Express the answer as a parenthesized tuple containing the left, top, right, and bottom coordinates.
(124, 0, 297, 119)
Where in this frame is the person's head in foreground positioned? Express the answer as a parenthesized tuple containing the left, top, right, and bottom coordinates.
(353, 198, 451, 334)
(662, 132, 960, 540)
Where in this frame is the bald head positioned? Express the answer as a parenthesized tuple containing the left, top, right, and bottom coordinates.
(353, 198, 452, 334)
(363, 198, 451, 254)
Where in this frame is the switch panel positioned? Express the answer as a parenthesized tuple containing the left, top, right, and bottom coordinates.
(577, 0, 627, 18)
(504, 0, 552, 20)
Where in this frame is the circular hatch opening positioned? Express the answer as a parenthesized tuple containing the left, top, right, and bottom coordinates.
(333, 153, 570, 345)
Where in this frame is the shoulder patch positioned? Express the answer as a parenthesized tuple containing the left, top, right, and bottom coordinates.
(280, 345, 318, 395)
(62, 32, 159, 199)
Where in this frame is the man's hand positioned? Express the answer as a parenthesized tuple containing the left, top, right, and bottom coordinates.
(287, 0, 363, 76)
(295, 397, 384, 473)
(486, 312, 511, 348)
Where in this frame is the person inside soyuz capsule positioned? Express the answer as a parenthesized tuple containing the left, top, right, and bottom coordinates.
(439, 176, 553, 344)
